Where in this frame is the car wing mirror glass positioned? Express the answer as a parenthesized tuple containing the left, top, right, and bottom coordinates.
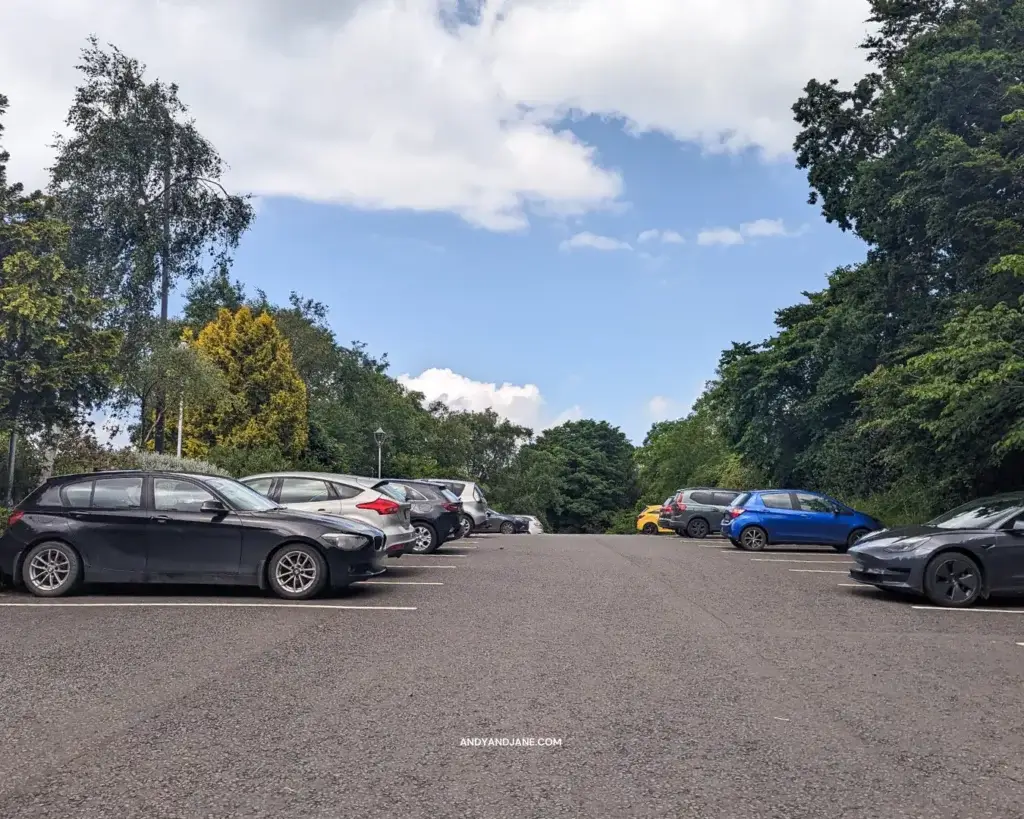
(200, 500, 228, 514)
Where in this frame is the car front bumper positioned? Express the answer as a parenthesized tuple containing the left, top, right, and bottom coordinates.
(325, 543, 387, 586)
(847, 549, 926, 592)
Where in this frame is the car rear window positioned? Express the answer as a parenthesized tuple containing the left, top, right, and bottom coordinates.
(440, 488, 460, 504)
(445, 482, 466, 496)
(761, 492, 793, 510)
(730, 493, 751, 508)
(377, 482, 407, 502)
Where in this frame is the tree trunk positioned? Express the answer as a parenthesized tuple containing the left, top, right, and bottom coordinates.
(154, 126, 173, 454)
(4, 427, 16, 507)
(39, 424, 60, 484)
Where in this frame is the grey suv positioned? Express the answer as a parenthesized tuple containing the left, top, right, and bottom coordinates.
(661, 487, 742, 539)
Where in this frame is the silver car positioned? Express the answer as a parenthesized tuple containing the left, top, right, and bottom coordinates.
(404, 479, 489, 537)
(240, 472, 416, 554)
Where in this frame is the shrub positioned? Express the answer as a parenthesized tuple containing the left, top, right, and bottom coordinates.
(104, 449, 231, 476)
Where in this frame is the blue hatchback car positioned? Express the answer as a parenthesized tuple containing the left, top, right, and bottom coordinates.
(720, 489, 884, 552)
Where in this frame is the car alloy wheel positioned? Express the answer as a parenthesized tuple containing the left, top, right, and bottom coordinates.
(459, 516, 473, 538)
(411, 523, 436, 553)
(23, 542, 80, 597)
(500, 521, 514, 535)
(269, 546, 328, 599)
(925, 552, 982, 608)
(740, 526, 767, 551)
(686, 518, 710, 539)
(641, 522, 658, 535)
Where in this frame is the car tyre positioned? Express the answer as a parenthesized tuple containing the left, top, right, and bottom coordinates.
(837, 528, 870, 552)
(923, 551, 983, 608)
(459, 515, 474, 538)
(730, 539, 744, 549)
(410, 522, 438, 554)
(674, 529, 687, 538)
(686, 518, 710, 539)
(641, 522, 658, 535)
(22, 541, 81, 598)
(739, 526, 768, 551)
(268, 544, 328, 600)
(499, 521, 515, 535)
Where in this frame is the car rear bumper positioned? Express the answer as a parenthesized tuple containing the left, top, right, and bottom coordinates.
(385, 527, 417, 558)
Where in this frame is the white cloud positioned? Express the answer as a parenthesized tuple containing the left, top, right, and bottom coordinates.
(697, 227, 745, 246)
(638, 228, 684, 245)
(697, 218, 802, 246)
(559, 231, 632, 251)
(0, 0, 872, 231)
(648, 396, 672, 419)
(397, 367, 581, 432)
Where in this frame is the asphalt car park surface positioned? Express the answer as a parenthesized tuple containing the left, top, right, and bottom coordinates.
(1, 533, 1023, 819)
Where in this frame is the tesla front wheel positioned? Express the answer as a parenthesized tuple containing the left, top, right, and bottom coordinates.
(22, 541, 81, 598)
(923, 551, 982, 608)
(268, 544, 328, 600)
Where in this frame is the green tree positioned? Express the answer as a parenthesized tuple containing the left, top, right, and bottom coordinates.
(181, 307, 308, 460)
(50, 37, 254, 453)
(1, 93, 121, 503)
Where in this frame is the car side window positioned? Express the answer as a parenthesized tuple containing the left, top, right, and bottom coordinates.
(402, 485, 427, 501)
(91, 477, 144, 510)
(279, 478, 333, 503)
(61, 480, 94, 508)
(331, 482, 363, 500)
(690, 490, 715, 505)
(245, 477, 274, 497)
(154, 479, 216, 512)
(761, 493, 793, 510)
(35, 485, 65, 507)
(713, 491, 739, 507)
(795, 493, 833, 513)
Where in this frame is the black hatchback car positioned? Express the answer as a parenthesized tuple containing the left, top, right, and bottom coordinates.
(0, 470, 389, 600)
(381, 479, 463, 553)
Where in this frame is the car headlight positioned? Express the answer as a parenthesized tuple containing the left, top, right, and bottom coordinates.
(883, 536, 931, 553)
(321, 532, 369, 551)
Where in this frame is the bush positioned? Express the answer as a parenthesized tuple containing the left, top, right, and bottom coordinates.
(104, 450, 230, 476)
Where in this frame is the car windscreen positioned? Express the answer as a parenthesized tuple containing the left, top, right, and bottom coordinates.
(204, 476, 280, 511)
(730, 493, 751, 508)
(926, 497, 1024, 529)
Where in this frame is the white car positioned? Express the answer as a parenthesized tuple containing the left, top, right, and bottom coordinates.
(240, 472, 416, 556)
(524, 515, 544, 535)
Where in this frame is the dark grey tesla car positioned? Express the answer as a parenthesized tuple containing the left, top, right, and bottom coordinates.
(848, 493, 1024, 607)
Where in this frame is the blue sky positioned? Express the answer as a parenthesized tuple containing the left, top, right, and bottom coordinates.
(5, 0, 874, 445)
(189, 122, 867, 443)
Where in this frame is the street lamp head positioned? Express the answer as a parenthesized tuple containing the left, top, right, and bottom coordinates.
(374, 427, 386, 446)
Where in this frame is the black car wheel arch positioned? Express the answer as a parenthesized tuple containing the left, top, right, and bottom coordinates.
(923, 550, 985, 608)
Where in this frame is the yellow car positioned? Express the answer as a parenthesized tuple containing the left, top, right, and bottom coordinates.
(636, 503, 672, 535)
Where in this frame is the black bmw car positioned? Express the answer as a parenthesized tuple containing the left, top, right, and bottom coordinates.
(0, 470, 389, 600)
(848, 493, 1024, 607)
(474, 508, 519, 535)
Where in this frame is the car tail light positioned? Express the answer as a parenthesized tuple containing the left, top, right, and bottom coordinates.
(357, 497, 400, 515)
(7, 510, 24, 528)
(442, 502, 459, 512)
(728, 508, 743, 519)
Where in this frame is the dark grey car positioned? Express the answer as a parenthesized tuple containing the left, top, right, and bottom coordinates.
(664, 487, 743, 538)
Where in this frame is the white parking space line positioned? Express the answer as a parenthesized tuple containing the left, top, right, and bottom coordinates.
(359, 580, 444, 586)
(789, 569, 850, 574)
(911, 606, 1024, 614)
(387, 564, 460, 569)
(1017, 642, 1024, 646)
(404, 553, 467, 558)
(0, 602, 417, 610)
(751, 558, 853, 564)
(443, 545, 477, 549)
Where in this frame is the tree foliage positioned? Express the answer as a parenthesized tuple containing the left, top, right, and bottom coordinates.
(181, 307, 309, 460)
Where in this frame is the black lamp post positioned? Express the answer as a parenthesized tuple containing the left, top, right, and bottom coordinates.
(374, 427, 386, 478)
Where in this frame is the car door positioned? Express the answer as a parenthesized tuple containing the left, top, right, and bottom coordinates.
(793, 492, 847, 545)
(984, 515, 1024, 591)
(757, 493, 802, 542)
(145, 477, 244, 583)
(61, 475, 149, 581)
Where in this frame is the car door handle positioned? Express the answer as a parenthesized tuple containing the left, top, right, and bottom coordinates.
(152, 515, 171, 524)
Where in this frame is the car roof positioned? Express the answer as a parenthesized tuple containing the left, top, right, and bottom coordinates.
(44, 469, 227, 483)
(243, 471, 380, 486)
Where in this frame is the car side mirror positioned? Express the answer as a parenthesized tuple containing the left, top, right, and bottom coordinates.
(200, 499, 227, 514)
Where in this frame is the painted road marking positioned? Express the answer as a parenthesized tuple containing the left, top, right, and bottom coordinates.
(404, 553, 467, 558)
(358, 580, 444, 586)
(788, 569, 849, 574)
(1017, 642, 1024, 646)
(911, 606, 1024, 614)
(0, 602, 417, 610)
(387, 564, 460, 569)
(751, 558, 852, 564)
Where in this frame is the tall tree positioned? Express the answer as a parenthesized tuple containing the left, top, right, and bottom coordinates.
(1, 94, 121, 503)
(180, 307, 308, 460)
(49, 37, 254, 452)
